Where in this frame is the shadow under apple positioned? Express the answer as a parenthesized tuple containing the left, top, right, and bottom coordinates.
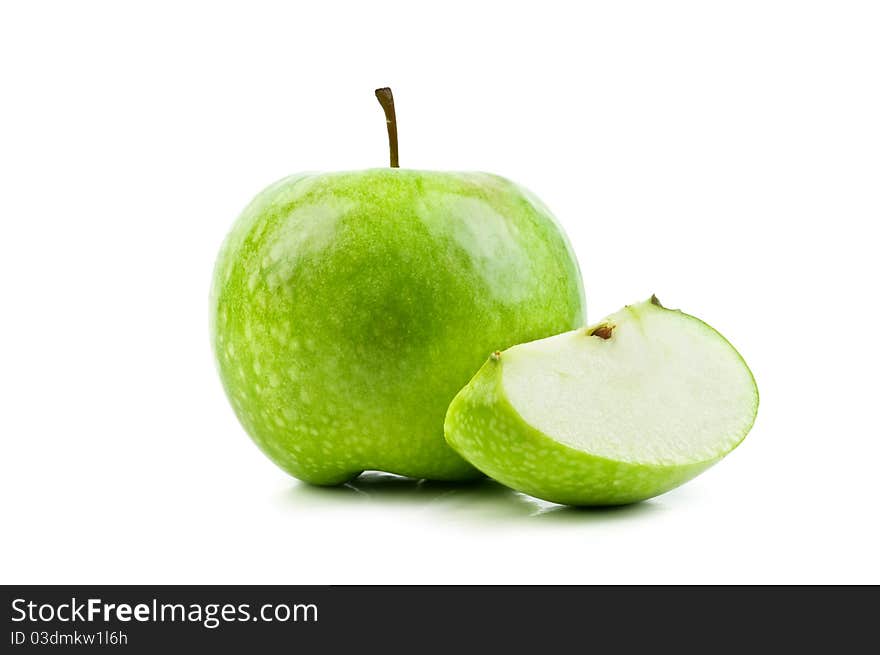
(283, 471, 664, 523)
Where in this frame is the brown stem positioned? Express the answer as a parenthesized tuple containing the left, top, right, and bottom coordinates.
(375, 87, 399, 168)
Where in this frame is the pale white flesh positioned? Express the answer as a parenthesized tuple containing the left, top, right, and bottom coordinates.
(502, 299, 758, 466)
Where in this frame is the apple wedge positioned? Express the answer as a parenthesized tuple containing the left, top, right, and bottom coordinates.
(444, 297, 758, 505)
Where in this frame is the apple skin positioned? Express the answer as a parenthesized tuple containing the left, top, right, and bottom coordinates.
(444, 300, 758, 505)
(210, 169, 586, 484)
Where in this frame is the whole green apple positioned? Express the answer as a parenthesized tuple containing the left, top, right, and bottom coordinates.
(210, 90, 585, 484)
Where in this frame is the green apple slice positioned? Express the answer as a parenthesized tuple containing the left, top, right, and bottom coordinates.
(444, 297, 758, 505)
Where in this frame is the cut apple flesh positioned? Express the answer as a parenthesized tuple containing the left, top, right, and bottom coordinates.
(505, 297, 756, 466)
(444, 297, 758, 505)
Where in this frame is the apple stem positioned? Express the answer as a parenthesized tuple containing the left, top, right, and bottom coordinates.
(375, 87, 399, 168)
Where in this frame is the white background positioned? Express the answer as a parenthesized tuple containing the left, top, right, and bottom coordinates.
(2, 1, 878, 584)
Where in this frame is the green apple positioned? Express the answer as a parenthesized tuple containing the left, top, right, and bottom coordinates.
(209, 89, 586, 485)
(444, 297, 758, 505)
